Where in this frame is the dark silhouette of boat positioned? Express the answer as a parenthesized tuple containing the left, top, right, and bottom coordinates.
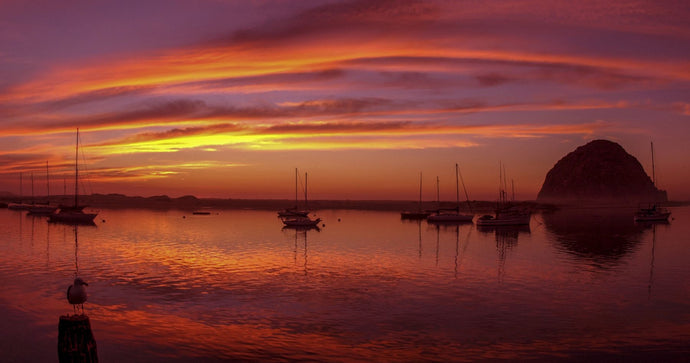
(634, 142, 671, 222)
(278, 168, 310, 217)
(477, 163, 530, 226)
(427, 163, 474, 223)
(49, 129, 98, 225)
(401, 172, 430, 219)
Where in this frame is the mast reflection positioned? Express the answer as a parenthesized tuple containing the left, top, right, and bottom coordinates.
(283, 225, 319, 275)
(478, 224, 530, 282)
(58, 224, 98, 362)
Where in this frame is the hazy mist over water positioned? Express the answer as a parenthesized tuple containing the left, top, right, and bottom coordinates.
(1, 206, 689, 361)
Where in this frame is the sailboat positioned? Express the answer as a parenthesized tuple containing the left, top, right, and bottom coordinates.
(281, 172, 321, 227)
(634, 142, 671, 222)
(477, 163, 530, 226)
(28, 161, 58, 215)
(401, 172, 430, 219)
(7, 172, 32, 211)
(49, 129, 98, 225)
(278, 168, 310, 218)
(427, 163, 474, 223)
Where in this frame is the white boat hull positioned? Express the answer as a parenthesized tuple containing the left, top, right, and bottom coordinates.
(476, 213, 531, 226)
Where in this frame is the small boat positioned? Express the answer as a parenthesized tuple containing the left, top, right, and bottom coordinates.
(28, 161, 58, 215)
(634, 142, 671, 222)
(50, 205, 98, 225)
(634, 204, 671, 222)
(278, 168, 310, 218)
(281, 215, 321, 227)
(8, 202, 32, 211)
(49, 129, 98, 225)
(476, 207, 531, 226)
(277, 208, 309, 218)
(280, 170, 321, 227)
(28, 204, 58, 215)
(427, 164, 474, 223)
(401, 172, 430, 220)
(427, 210, 474, 223)
(476, 163, 530, 227)
(8, 172, 31, 211)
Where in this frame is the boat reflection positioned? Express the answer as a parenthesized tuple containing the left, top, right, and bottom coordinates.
(283, 225, 318, 275)
(542, 209, 646, 267)
(478, 224, 530, 281)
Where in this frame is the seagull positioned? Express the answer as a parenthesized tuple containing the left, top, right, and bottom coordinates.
(67, 277, 88, 315)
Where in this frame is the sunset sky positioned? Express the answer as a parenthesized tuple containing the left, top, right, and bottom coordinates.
(1, 0, 688, 201)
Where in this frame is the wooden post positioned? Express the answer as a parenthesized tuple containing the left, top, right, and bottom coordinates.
(58, 315, 98, 363)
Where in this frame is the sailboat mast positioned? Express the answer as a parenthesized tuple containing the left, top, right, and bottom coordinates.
(455, 163, 460, 209)
(651, 142, 656, 186)
(457, 164, 473, 213)
(19, 172, 23, 201)
(46, 161, 50, 200)
(75, 129, 79, 207)
(31, 172, 34, 204)
(436, 176, 440, 208)
(503, 164, 507, 204)
(304, 172, 308, 210)
(498, 162, 503, 204)
(418, 172, 423, 210)
(294, 168, 298, 208)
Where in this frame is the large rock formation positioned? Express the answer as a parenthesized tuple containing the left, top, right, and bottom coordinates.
(537, 140, 667, 204)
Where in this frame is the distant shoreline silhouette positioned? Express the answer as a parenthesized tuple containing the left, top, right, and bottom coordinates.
(1, 192, 687, 212)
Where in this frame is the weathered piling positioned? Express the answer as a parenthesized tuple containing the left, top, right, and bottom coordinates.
(58, 314, 98, 363)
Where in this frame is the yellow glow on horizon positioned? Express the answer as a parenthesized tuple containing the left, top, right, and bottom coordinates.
(84, 120, 610, 156)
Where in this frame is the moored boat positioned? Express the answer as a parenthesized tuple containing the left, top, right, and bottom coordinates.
(401, 172, 430, 220)
(281, 215, 321, 227)
(476, 163, 530, 227)
(427, 164, 474, 223)
(634, 204, 671, 222)
(476, 207, 531, 226)
(48, 129, 98, 225)
(278, 168, 310, 218)
(634, 142, 671, 223)
(28, 161, 58, 215)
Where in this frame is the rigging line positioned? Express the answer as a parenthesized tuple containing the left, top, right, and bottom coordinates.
(77, 131, 95, 196)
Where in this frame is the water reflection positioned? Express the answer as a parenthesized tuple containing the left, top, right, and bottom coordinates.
(283, 226, 318, 275)
(453, 225, 472, 279)
(478, 225, 530, 281)
(1, 207, 689, 361)
(542, 208, 646, 268)
(58, 224, 99, 362)
(640, 221, 669, 300)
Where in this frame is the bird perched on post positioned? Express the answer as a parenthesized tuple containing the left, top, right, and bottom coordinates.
(67, 277, 88, 315)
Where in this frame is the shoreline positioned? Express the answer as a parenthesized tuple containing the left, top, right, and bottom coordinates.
(2, 193, 687, 212)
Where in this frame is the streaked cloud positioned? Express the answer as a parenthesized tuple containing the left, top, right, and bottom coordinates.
(0, 0, 687, 198)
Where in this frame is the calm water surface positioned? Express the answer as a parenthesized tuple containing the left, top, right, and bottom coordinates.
(1, 206, 689, 361)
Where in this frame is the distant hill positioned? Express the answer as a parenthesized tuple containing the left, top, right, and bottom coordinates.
(537, 140, 667, 204)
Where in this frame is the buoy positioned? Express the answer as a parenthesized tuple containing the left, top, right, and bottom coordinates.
(338, 218, 341, 222)
(183, 215, 186, 218)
